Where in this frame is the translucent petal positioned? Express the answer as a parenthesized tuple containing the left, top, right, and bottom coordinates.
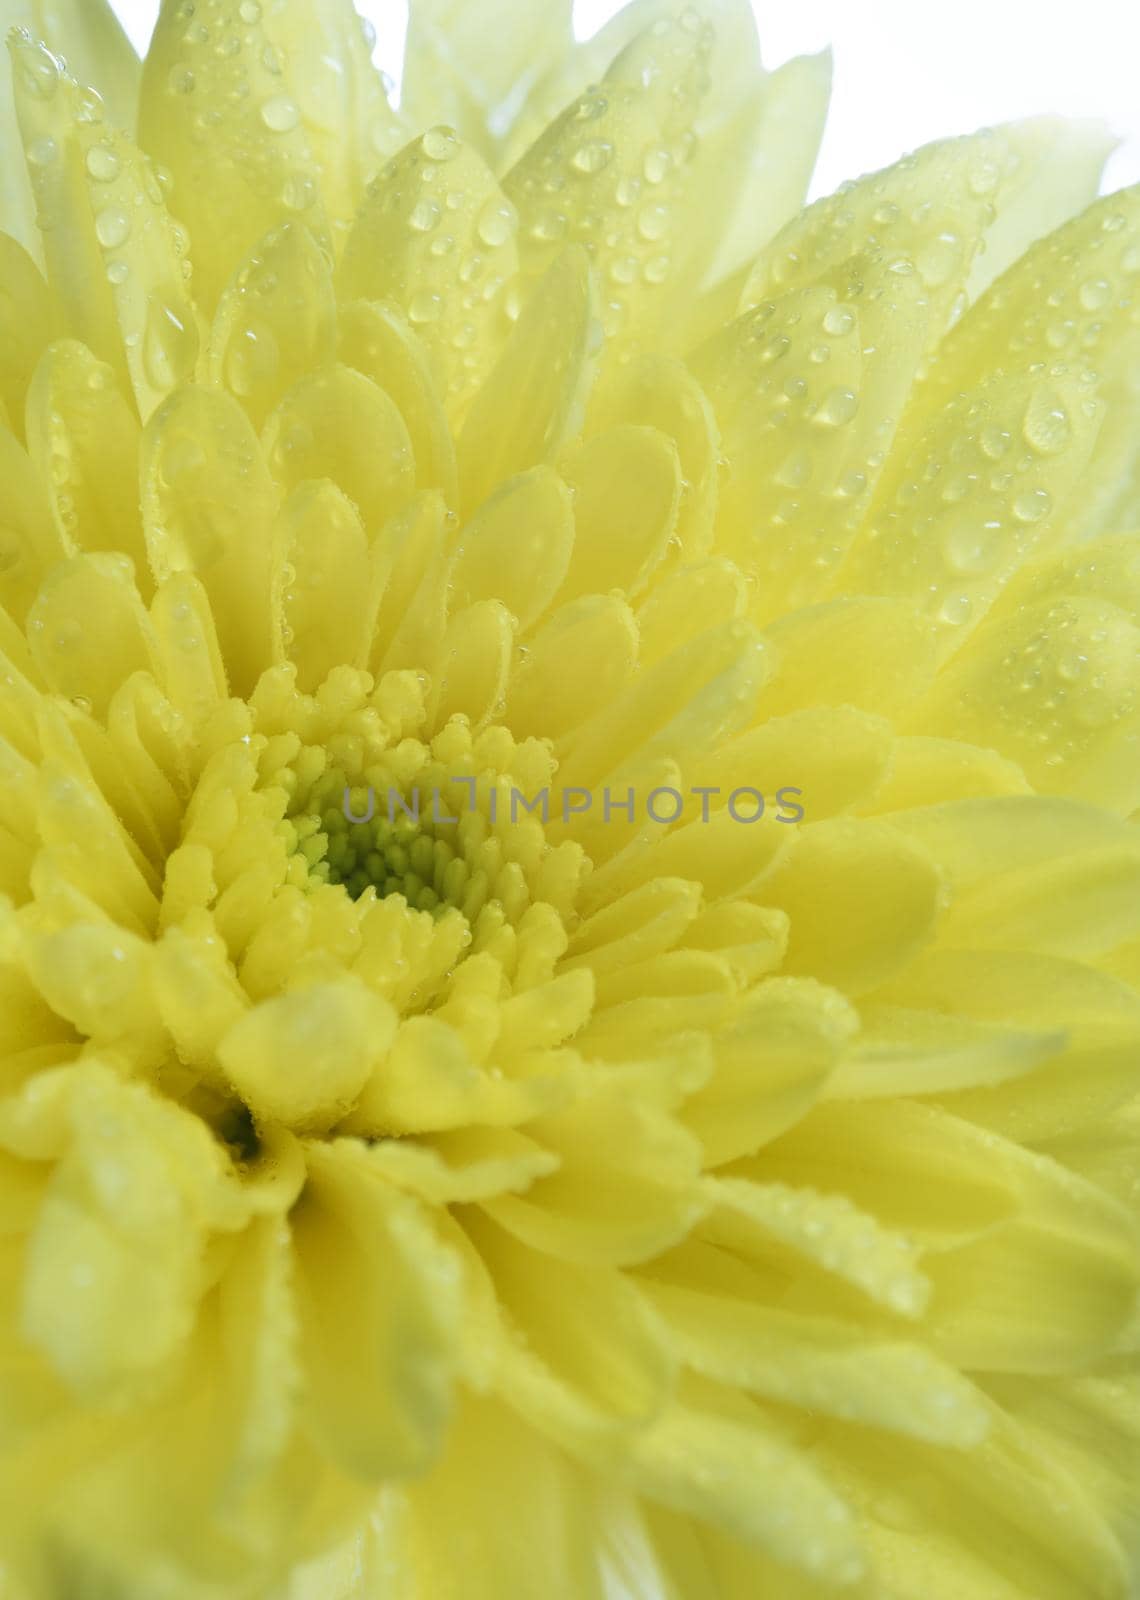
(272, 479, 372, 691)
(635, 560, 746, 663)
(704, 1176, 932, 1319)
(402, 0, 574, 159)
(432, 600, 513, 728)
(482, 1072, 706, 1267)
(760, 817, 943, 994)
(24, 339, 145, 571)
(139, 0, 330, 312)
(699, 50, 831, 289)
(141, 384, 279, 694)
(373, 1395, 608, 1600)
(25, 551, 156, 718)
(259, 0, 405, 233)
(559, 424, 680, 601)
(683, 977, 857, 1166)
(208, 219, 336, 432)
(1, 0, 139, 258)
(457, 245, 598, 517)
(642, 1279, 988, 1446)
(291, 1139, 461, 1479)
(586, 351, 719, 559)
(262, 364, 416, 532)
(888, 797, 1140, 958)
(0, 231, 56, 438)
(339, 300, 458, 504)
(448, 465, 573, 631)
(504, 17, 711, 349)
(839, 367, 1101, 645)
(465, 1209, 676, 1426)
(627, 1387, 866, 1586)
(0, 424, 62, 620)
(10, 33, 200, 418)
(22, 1062, 240, 1399)
(559, 619, 767, 792)
(504, 594, 638, 740)
(217, 978, 396, 1131)
(339, 130, 519, 419)
(916, 596, 1140, 812)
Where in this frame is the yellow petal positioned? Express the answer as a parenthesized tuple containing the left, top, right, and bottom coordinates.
(457, 245, 598, 517)
(0, 231, 56, 436)
(505, 16, 711, 347)
(586, 351, 719, 559)
(10, 32, 200, 417)
(22, 1062, 241, 1399)
(291, 1138, 461, 1479)
(504, 593, 638, 740)
(263, 363, 415, 532)
(683, 977, 856, 1166)
(339, 129, 519, 417)
(273, 480, 372, 691)
(448, 465, 573, 631)
(139, 0, 330, 311)
(26, 552, 156, 718)
(402, 0, 573, 161)
(259, 0, 404, 232)
(761, 817, 943, 995)
(642, 1278, 989, 1446)
(24, 339, 146, 572)
(558, 424, 680, 601)
(141, 384, 279, 694)
(339, 299, 458, 504)
(208, 219, 336, 432)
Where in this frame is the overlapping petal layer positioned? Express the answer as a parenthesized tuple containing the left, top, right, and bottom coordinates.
(0, 2, 1137, 1597)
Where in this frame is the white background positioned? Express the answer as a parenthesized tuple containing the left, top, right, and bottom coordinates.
(108, 0, 1140, 199)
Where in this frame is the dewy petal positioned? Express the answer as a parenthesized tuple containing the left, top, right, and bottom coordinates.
(0, 232, 56, 436)
(457, 244, 599, 516)
(559, 425, 681, 601)
(291, 1139, 462, 1480)
(25, 340, 145, 572)
(21, 1061, 242, 1399)
(338, 300, 458, 504)
(9, 31, 200, 419)
(338, 129, 519, 419)
(447, 465, 574, 631)
(925, 185, 1140, 542)
(208, 219, 337, 432)
(262, 364, 416, 533)
(0, 0, 139, 258)
(259, 0, 405, 234)
(505, 16, 712, 349)
(141, 384, 279, 694)
(139, 0, 331, 312)
(401, 0, 574, 161)
(640, 1277, 990, 1446)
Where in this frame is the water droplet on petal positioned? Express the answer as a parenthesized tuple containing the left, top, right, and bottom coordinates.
(1013, 487, 1052, 523)
(1022, 389, 1071, 456)
(94, 207, 131, 249)
(409, 196, 441, 233)
(476, 198, 516, 248)
(815, 387, 858, 427)
(1078, 277, 1112, 311)
(422, 126, 459, 162)
(144, 299, 198, 390)
(26, 136, 58, 167)
(85, 144, 121, 182)
(409, 290, 442, 324)
(261, 95, 300, 133)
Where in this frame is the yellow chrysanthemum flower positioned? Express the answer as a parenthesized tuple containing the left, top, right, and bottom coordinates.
(0, 0, 1138, 1595)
